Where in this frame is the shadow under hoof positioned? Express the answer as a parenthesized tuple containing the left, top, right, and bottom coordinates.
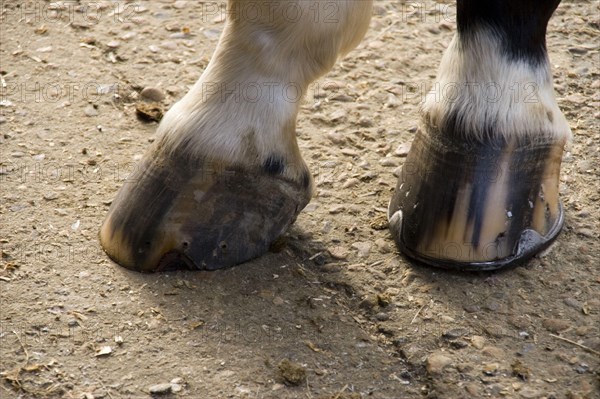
(99, 149, 312, 272)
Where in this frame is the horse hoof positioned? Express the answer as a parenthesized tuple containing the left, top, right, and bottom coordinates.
(99, 147, 312, 272)
(388, 130, 565, 271)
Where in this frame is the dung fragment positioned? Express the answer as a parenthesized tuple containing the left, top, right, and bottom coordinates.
(278, 359, 306, 386)
(136, 102, 163, 122)
(511, 360, 530, 381)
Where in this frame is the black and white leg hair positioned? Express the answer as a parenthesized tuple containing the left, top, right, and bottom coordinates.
(389, 0, 570, 269)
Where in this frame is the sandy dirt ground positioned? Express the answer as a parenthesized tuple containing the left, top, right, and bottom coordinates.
(1, 1, 599, 398)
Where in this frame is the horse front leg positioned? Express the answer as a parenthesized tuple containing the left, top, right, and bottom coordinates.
(99, 0, 372, 272)
(388, 0, 570, 270)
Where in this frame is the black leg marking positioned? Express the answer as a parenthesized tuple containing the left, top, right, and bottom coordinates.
(458, 0, 561, 64)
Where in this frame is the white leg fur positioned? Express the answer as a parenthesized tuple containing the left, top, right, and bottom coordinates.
(388, 24, 570, 269)
(422, 28, 571, 142)
(158, 0, 372, 181)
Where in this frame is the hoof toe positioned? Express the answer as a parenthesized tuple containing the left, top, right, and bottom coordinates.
(100, 150, 311, 272)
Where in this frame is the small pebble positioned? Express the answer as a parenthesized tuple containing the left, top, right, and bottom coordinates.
(327, 132, 346, 145)
(342, 178, 360, 189)
(450, 340, 469, 349)
(352, 241, 372, 258)
(576, 228, 595, 238)
(161, 41, 177, 50)
(379, 158, 398, 167)
(542, 318, 570, 333)
(203, 29, 221, 39)
(140, 87, 165, 102)
(471, 335, 486, 349)
(171, 383, 182, 393)
(329, 109, 347, 123)
(519, 388, 542, 399)
(442, 328, 469, 340)
(439, 22, 453, 31)
(368, 40, 385, 49)
(485, 300, 502, 312)
(482, 346, 504, 359)
(340, 148, 358, 156)
(328, 204, 346, 214)
(330, 94, 354, 102)
(43, 192, 59, 201)
(375, 312, 389, 321)
(463, 304, 480, 313)
(120, 32, 137, 41)
(94, 346, 112, 357)
(358, 116, 374, 127)
(575, 326, 591, 336)
(568, 47, 587, 55)
(563, 297, 583, 310)
(173, 0, 187, 9)
(328, 246, 348, 260)
(426, 352, 452, 374)
(517, 343, 536, 357)
(304, 203, 318, 212)
(149, 383, 172, 394)
(84, 105, 98, 117)
(360, 171, 377, 181)
(464, 383, 479, 396)
(385, 93, 400, 108)
(359, 295, 379, 310)
(374, 238, 392, 254)
(566, 94, 585, 104)
(395, 143, 411, 157)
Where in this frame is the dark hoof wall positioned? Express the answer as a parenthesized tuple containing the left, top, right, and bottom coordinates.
(388, 130, 566, 271)
(390, 204, 564, 271)
(100, 151, 312, 272)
